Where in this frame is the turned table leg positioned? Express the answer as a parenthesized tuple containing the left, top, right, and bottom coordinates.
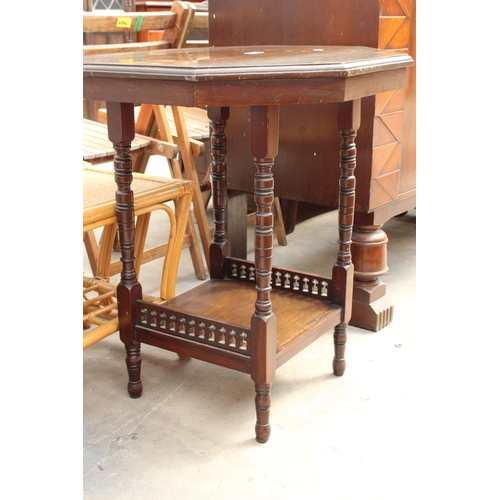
(208, 107, 231, 278)
(331, 100, 360, 376)
(249, 105, 278, 443)
(107, 101, 143, 398)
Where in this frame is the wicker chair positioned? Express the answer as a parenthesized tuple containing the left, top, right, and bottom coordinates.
(83, 163, 194, 348)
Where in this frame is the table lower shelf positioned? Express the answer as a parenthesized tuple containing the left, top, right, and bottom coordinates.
(135, 278, 342, 372)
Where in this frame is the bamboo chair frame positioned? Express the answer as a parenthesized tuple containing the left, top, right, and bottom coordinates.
(83, 165, 194, 348)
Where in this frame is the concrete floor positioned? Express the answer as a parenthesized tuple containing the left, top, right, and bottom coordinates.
(83, 161, 417, 498)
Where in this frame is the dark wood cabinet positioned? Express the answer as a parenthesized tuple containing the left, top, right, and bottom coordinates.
(209, 0, 416, 331)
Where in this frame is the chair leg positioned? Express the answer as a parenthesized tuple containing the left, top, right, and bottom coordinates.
(134, 212, 152, 281)
(96, 224, 117, 278)
(246, 197, 287, 247)
(333, 323, 347, 376)
(149, 104, 208, 279)
(254, 383, 272, 443)
(200, 164, 212, 209)
(83, 231, 99, 275)
(272, 197, 287, 246)
(169, 105, 212, 264)
(185, 212, 208, 280)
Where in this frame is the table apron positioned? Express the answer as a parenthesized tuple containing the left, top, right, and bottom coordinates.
(83, 78, 196, 106)
(82, 68, 407, 108)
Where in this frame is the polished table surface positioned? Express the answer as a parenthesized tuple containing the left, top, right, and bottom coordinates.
(83, 45, 412, 106)
(83, 45, 409, 77)
(83, 45, 413, 442)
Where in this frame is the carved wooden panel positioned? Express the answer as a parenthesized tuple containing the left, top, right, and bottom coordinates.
(370, 88, 405, 209)
(368, 0, 412, 210)
(137, 301, 252, 355)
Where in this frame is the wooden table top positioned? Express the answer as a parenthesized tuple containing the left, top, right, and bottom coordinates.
(83, 45, 413, 107)
(83, 45, 412, 80)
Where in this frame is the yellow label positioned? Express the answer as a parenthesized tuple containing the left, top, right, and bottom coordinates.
(116, 17, 132, 29)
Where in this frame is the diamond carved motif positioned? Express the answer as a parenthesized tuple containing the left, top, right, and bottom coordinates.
(379, 0, 411, 50)
(380, 0, 411, 17)
(370, 88, 406, 209)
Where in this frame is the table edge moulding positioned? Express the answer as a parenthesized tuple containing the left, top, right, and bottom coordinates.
(83, 45, 413, 443)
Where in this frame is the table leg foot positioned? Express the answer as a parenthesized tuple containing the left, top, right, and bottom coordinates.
(125, 342, 143, 398)
(350, 223, 393, 331)
(333, 324, 347, 376)
(350, 285, 394, 331)
(254, 384, 271, 443)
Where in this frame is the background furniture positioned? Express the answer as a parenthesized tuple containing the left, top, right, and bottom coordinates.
(209, 0, 416, 331)
(83, 45, 412, 441)
(83, 3, 209, 280)
(135, 0, 209, 46)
